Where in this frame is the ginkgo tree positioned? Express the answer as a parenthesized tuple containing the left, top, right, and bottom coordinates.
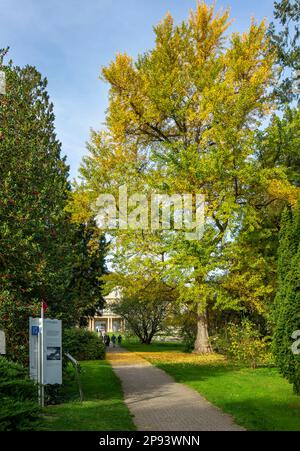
(71, 2, 298, 353)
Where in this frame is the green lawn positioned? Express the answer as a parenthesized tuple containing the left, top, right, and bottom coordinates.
(40, 360, 135, 431)
(124, 339, 185, 353)
(127, 342, 300, 431)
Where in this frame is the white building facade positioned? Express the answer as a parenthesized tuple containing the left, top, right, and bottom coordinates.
(87, 289, 125, 333)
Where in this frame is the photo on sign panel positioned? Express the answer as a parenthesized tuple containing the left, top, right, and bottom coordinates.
(46, 346, 61, 361)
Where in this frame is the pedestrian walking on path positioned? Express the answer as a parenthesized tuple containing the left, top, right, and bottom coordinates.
(117, 334, 122, 347)
(104, 334, 110, 348)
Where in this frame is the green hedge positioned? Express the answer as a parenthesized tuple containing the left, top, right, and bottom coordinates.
(0, 357, 40, 431)
(63, 328, 105, 361)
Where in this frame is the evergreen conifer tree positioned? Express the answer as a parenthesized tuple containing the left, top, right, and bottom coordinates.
(273, 202, 300, 394)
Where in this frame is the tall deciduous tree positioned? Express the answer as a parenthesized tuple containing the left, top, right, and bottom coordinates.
(268, 0, 300, 104)
(71, 2, 297, 353)
(100, 3, 276, 353)
(257, 107, 300, 187)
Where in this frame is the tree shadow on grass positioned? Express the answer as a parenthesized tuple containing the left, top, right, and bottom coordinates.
(42, 399, 136, 431)
(156, 361, 238, 383)
(154, 362, 300, 431)
(216, 397, 300, 431)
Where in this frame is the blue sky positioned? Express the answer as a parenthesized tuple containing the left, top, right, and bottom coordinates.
(0, 0, 275, 180)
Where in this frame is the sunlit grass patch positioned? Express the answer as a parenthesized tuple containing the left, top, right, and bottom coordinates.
(107, 351, 150, 366)
(124, 342, 300, 431)
(135, 351, 226, 366)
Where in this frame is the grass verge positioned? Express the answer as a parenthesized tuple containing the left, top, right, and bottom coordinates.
(127, 343, 300, 431)
(40, 360, 135, 431)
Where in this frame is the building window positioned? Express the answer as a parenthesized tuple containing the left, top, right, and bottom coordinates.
(95, 321, 107, 332)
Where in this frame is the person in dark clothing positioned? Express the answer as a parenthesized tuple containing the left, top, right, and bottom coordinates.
(104, 334, 110, 348)
(111, 334, 116, 348)
(117, 335, 122, 347)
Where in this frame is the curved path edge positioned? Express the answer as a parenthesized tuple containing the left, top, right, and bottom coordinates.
(107, 348, 245, 432)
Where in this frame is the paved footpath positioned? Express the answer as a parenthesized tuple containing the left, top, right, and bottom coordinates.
(107, 348, 244, 431)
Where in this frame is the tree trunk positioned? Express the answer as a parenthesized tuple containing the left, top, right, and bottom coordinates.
(193, 309, 212, 354)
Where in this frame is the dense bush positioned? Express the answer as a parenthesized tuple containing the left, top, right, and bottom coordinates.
(211, 320, 273, 368)
(44, 358, 77, 405)
(63, 328, 105, 361)
(0, 357, 40, 431)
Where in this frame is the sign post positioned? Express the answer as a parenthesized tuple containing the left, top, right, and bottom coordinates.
(40, 303, 44, 408)
(42, 318, 62, 384)
(29, 305, 62, 407)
